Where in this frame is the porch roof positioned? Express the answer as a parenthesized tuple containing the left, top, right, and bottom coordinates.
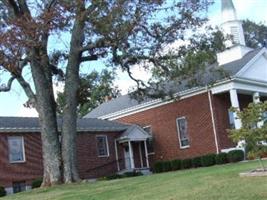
(118, 125, 152, 142)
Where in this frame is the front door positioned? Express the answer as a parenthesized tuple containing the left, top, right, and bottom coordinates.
(124, 145, 131, 170)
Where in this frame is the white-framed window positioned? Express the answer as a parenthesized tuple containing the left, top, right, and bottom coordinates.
(8, 136, 26, 163)
(176, 117, 189, 148)
(228, 110, 235, 129)
(96, 135, 109, 157)
(143, 126, 154, 154)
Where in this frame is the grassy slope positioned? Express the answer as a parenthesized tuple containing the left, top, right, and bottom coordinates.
(4, 160, 267, 200)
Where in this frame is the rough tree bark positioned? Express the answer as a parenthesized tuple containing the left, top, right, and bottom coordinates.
(0, 1, 62, 186)
(30, 51, 62, 186)
(61, 4, 86, 183)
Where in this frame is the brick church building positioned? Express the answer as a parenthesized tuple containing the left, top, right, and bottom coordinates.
(1, 0, 267, 195)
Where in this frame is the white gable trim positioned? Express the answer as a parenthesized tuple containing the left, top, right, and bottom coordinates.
(236, 48, 267, 77)
(211, 77, 267, 95)
(118, 125, 152, 142)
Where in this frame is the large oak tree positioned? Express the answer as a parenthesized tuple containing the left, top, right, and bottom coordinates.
(0, 0, 212, 186)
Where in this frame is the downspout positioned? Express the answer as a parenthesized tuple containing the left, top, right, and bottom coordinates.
(207, 87, 220, 154)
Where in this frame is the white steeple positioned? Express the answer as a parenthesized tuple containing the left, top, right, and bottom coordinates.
(221, 0, 245, 47)
(217, 0, 252, 66)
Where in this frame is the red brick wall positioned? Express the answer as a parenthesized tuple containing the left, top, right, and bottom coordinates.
(116, 92, 217, 161)
(0, 131, 126, 188)
(0, 133, 43, 188)
(76, 132, 124, 179)
(212, 93, 233, 150)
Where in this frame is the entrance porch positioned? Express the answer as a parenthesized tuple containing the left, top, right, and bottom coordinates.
(211, 80, 267, 152)
(114, 125, 152, 174)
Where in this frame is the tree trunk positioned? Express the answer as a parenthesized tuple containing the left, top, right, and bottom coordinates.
(61, 10, 85, 183)
(30, 56, 62, 186)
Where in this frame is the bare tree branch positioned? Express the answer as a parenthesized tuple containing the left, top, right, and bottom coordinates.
(6, 0, 20, 15)
(17, 0, 30, 15)
(80, 39, 112, 52)
(45, 0, 57, 10)
(16, 74, 36, 103)
(0, 75, 16, 92)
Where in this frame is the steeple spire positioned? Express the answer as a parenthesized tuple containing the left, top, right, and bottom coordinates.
(217, 0, 252, 66)
(220, 0, 245, 47)
(221, 0, 237, 22)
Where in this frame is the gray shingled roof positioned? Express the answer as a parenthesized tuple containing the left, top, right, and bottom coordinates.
(0, 117, 129, 132)
(221, 48, 262, 75)
(85, 48, 262, 119)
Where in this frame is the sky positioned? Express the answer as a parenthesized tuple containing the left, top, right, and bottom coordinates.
(0, 0, 267, 117)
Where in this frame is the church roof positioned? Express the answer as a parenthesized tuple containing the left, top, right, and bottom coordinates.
(0, 117, 129, 132)
(85, 48, 263, 119)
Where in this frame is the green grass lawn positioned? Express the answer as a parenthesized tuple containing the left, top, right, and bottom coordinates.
(3, 160, 267, 200)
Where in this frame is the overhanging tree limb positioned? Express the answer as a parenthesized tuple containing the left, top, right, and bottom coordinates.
(0, 75, 15, 92)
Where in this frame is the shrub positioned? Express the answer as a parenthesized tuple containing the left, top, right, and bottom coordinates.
(0, 186, 6, 197)
(215, 153, 228, 165)
(162, 161, 172, 172)
(32, 177, 43, 189)
(201, 154, 216, 167)
(123, 171, 143, 177)
(105, 174, 123, 180)
(192, 157, 202, 168)
(154, 161, 164, 173)
(181, 159, 192, 169)
(171, 159, 182, 171)
(227, 150, 244, 163)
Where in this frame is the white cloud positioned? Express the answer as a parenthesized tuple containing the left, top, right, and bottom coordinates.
(15, 82, 65, 117)
(115, 64, 152, 95)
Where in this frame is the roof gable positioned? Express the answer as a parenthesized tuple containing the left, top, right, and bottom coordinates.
(118, 125, 152, 142)
(236, 48, 267, 82)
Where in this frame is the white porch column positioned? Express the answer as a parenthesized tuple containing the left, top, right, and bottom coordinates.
(114, 140, 120, 171)
(229, 89, 242, 129)
(253, 92, 264, 127)
(128, 141, 135, 169)
(138, 142, 144, 168)
(144, 140, 149, 168)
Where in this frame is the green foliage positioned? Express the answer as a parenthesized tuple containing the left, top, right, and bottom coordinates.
(153, 161, 165, 173)
(192, 157, 202, 168)
(171, 160, 182, 171)
(123, 172, 143, 177)
(0, 186, 6, 197)
(154, 161, 172, 173)
(105, 174, 123, 180)
(229, 102, 267, 161)
(103, 171, 143, 180)
(56, 70, 120, 117)
(150, 20, 267, 99)
(215, 153, 228, 165)
(31, 178, 43, 189)
(181, 159, 192, 169)
(162, 161, 172, 172)
(201, 154, 216, 167)
(243, 20, 267, 48)
(227, 150, 244, 163)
